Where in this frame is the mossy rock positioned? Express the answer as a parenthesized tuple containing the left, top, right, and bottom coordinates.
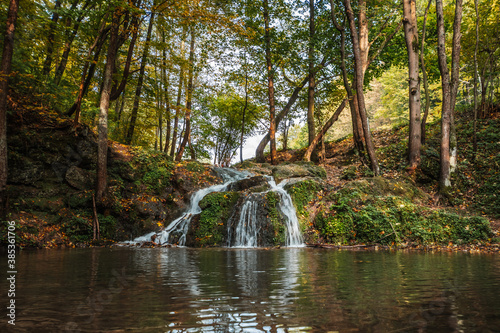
(313, 190, 492, 246)
(339, 177, 430, 204)
(187, 191, 240, 247)
(271, 163, 326, 182)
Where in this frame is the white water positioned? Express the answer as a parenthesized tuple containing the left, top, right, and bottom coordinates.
(231, 195, 260, 248)
(269, 178, 305, 247)
(129, 168, 304, 247)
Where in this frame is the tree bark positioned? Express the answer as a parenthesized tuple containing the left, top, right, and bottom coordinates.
(125, 12, 155, 145)
(304, 99, 347, 162)
(344, 0, 380, 175)
(329, 1, 364, 154)
(263, 0, 277, 165)
(96, 7, 121, 203)
(176, 27, 196, 161)
(110, 8, 141, 101)
(436, 0, 462, 192)
(240, 66, 249, 163)
(0, 0, 19, 217)
(403, 0, 422, 169)
(473, 0, 479, 154)
(72, 20, 108, 123)
(42, 0, 62, 76)
(420, 0, 432, 145)
(307, 0, 316, 145)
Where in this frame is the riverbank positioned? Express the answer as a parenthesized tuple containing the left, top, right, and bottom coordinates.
(1, 105, 499, 251)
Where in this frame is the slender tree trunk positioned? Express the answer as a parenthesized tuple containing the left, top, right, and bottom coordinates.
(125, 12, 155, 145)
(304, 99, 347, 161)
(448, 0, 463, 175)
(54, 0, 91, 85)
(436, 0, 452, 191)
(330, 1, 364, 154)
(110, 10, 141, 101)
(170, 28, 187, 157)
(42, 0, 61, 76)
(420, 0, 432, 145)
(473, 0, 479, 154)
(72, 21, 108, 123)
(240, 68, 248, 163)
(263, 0, 277, 165)
(403, 0, 422, 169)
(176, 27, 196, 161)
(436, 0, 462, 192)
(96, 7, 120, 203)
(0, 0, 19, 217)
(344, 0, 380, 175)
(255, 63, 321, 162)
(162, 33, 171, 153)
(307, 0, 316, 145)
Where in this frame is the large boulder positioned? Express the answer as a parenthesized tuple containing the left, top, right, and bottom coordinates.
(65, 166, 94, 190)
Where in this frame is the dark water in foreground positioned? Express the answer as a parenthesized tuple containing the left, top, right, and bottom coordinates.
(1, 247, 500, 332)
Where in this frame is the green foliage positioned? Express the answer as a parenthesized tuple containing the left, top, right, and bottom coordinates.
(315, 190, 492, 245)
(62, 214, 92, 243)
(97, 214, 118, 239)
(340, 166, 357, 180)
(286, 180, 322, 218)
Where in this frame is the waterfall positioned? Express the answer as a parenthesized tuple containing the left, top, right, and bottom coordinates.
(231, 195, 260, 248)
(269, 178, 304, 247)
(128, 168, 304, 247)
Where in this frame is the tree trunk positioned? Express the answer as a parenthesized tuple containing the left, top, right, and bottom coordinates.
(420, 0, 432, 145)
(344, 0, 380, 175)
(329, 1, 364, 154)
(263, 0, 277, 165)
(0, 0, 19, 217)
(304, 99, 347, 162)
(162, 33, 171, 153)
(254, 63, 323, 162)
(54, 0, 91, 85)
(72, 21, 108, 123)
(170, 28, 187, 157)
(240, 68, 249, 163)
(124, 12, 155, 145)
(307, 0, 316, 145)
(42, 0, 61, 76)
(448, 0, 463, 176)
(176, 27, 196, 162)
(403, 0, 422, 169)
(96, 8, 121, 203)
(110, 10, 141, 101)
(436, 0, 462, 192)
(473, 0, 479, 154)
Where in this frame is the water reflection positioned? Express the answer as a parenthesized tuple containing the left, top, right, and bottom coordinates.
(0, 248, 499, 332)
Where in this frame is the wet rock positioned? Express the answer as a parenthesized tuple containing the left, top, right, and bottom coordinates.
(229, 176, 270, 192)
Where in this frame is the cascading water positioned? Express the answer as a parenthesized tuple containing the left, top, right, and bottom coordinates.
(129, 168, 304, 247)
(269, 178, 304, 247)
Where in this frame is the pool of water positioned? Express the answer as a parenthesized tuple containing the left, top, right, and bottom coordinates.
(1, 247, 499, 332)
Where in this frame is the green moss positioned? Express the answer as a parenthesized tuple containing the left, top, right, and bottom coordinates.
(196, 192, 239, 247)
(315, 193, 492, 245)
(266, 191, 286, 245)
(340, 166, 357, 180)
(285, 180, 322, 229)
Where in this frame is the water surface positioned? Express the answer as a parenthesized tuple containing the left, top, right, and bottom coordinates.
(1, 247, 499, 332)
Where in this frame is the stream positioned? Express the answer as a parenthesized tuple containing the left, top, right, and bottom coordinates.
(1, 247, 499, 332)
